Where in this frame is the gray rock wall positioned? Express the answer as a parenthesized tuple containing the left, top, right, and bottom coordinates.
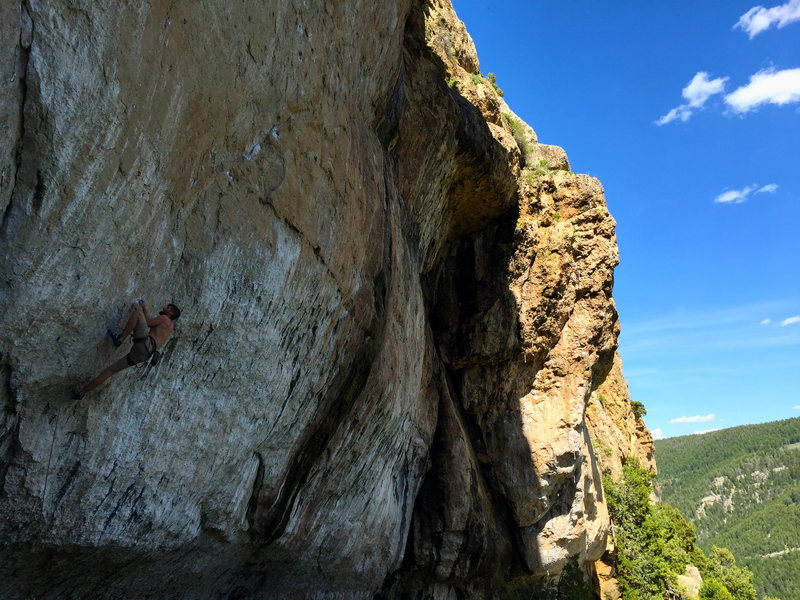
(2, 0, 431, 595)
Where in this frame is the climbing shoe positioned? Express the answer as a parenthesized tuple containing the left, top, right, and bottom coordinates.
(107, 329, 122, 347)
(71, 389, 84, 401)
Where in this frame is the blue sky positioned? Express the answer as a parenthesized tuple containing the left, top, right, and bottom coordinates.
(452, 0, 800, 439)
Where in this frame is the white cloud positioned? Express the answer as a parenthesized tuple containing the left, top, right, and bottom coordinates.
(657, 72, 728, 125)
(656, 106, 693, 125)
(651, 428, 664, 440)
(793, 405, 800, 410)
(725, 68, 800, 113)
(760, 318, 772, 325)
(715, 186, 754, 204)
(684, 72, 729, 107)
(780, 315, 800, 326)
(694, 428, 721, 435)
(714, 183, 780, 204)
(735, 0, 800, 38)
(670, 414, 716, 423)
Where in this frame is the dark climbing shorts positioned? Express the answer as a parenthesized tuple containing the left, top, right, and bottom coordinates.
(111, 318, 155, 370)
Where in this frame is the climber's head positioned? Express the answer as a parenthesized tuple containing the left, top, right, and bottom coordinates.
(160, 304, 182, 321)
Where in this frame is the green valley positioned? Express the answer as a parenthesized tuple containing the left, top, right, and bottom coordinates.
(655, 417, 800, 600)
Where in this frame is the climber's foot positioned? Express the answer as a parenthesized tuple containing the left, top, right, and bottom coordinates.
(107, 329, 122, 347)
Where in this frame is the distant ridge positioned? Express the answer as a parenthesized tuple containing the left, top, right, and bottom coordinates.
(656, 417, 800, 600)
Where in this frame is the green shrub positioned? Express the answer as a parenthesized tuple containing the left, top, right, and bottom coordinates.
(604, 462, 760, 600)
(706, 547, 758, 600)
(526, 162, 555, 184)
(604, 463, 671, 599)
(631, 400, 647, 418)
(594, 438, 614, 460)
(487, 72, 505, 97)
(502, 112, 531, 165)
(700, 578, 734, 600)
(533, 159, 552, 177)
(470, 73, 482, 85)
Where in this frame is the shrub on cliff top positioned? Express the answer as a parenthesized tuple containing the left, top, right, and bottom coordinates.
(631, 400, 647, 418)
(502, 112, 531, 165)
(487, 72, 505, 96)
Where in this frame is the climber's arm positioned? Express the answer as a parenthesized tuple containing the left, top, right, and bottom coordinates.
(146, 314, 171, 329)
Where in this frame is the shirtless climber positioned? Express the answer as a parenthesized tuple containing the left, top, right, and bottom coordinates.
(72, 299, 181, 399)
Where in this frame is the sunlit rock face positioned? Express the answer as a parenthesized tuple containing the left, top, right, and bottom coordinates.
(586, 352, 656, 481)
(0, 0, 651, 598)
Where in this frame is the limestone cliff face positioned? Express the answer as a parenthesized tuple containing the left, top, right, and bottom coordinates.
(0, 1, 652, 598)
(586, 353, 655, 480)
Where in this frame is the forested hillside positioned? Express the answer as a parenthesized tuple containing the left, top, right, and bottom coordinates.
(655, 418, 800, 600)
